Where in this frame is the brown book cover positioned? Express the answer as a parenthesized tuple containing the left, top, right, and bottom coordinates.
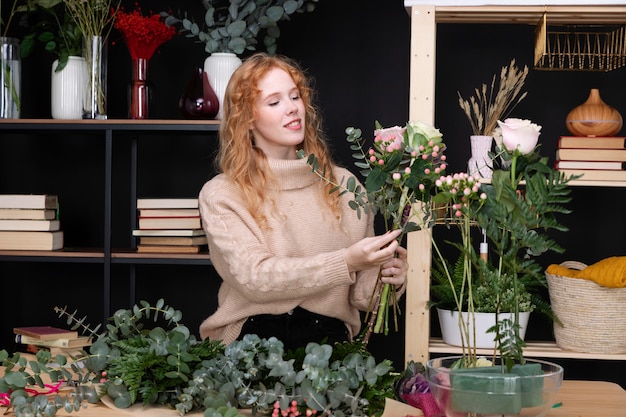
(13, 326, 78, 341)
(558, 136, 626, 149)
(16, 334, 91, 348)
(556, 148, 626, 162)
(136, 245, 206, 254)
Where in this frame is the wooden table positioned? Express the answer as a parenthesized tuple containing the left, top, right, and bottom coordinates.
(4, 380, 624, 417)
(550, 380, 626, 417)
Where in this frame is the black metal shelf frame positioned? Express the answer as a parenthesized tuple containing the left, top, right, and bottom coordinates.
(0, 120, 219, 323)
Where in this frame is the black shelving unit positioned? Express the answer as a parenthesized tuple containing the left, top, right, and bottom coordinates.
(0, 119, 219, 323)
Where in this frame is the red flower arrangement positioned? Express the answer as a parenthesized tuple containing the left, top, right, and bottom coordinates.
(114, 5, 176, 60)
(114, 4, 176, 119)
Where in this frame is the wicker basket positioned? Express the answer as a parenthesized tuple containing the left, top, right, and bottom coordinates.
(546, 261, 626, 354)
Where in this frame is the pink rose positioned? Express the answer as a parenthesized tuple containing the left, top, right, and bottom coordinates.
(374, 125, 406, 151)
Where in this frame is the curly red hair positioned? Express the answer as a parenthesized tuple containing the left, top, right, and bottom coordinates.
(216, 53, 341, 228)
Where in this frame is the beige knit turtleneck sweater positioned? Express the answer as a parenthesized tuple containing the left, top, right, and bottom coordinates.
(198, 157, 384, 345)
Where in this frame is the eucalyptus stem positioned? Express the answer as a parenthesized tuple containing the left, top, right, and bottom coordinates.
(2, 0, 20, 37)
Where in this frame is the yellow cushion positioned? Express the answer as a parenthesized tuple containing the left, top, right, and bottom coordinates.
(546, 257, 626, 288)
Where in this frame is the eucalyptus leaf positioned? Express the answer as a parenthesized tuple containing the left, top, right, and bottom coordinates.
(161, 0, 318, 56)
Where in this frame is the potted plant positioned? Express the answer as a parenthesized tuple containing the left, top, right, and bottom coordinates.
(161, 0, 320, 118)
(14, 0, 86, 119)
(425, 117, 574, 416)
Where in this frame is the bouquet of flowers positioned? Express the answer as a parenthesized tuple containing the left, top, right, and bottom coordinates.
(302, 120, 447, 341)
(114, 6, 176, 61)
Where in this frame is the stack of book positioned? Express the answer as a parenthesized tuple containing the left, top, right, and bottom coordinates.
(555, 136, 626, 181)
(14, 326, 91, 356)
(0, 194, 64, 250)
(132, 198, 207, 254)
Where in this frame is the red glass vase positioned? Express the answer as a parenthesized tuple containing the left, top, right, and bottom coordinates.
(129, 57, 152, 119)
(179, 67, 219, 119)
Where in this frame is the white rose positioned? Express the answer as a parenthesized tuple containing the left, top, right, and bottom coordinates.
(406, 120, 443, 149)
(497, 118, 541, 155)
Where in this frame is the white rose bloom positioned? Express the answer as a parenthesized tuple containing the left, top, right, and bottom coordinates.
(497, 118, 541, 155)
(406, 120, 443, 149)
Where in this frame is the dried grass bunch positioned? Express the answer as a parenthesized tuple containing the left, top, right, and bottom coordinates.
(458, 59, 529, 136)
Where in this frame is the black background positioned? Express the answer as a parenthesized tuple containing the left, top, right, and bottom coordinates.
(1, 0, 625, 387)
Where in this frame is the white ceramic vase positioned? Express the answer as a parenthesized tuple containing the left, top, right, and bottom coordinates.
(437, 308, 530, 349)
(467, 135, 493, 178)
(51, 56, 86, 119)
(203, 52, 242, 119)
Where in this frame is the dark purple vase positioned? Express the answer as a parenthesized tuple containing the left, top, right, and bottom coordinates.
(179, 67, 219, 119)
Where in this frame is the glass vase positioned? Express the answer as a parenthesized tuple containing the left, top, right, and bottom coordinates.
(0, 37, 21, 119)
(83, 35, 108, 119)
(128, 57, 152, 119)
(179, 67, 219, 119)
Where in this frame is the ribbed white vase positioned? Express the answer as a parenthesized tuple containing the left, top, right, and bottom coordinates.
(467, 135, 494, 178)
(203, 52, 242, 119)
(51, 56, 86, 119)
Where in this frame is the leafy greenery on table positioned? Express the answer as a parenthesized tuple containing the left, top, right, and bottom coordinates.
(0, 299, 398, 417)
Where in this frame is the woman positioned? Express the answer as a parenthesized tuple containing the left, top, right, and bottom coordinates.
(198, 53, 408, 351)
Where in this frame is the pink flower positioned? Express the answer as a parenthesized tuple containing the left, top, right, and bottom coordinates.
(497, 118, 541, 155)
(374, 125, 406, 151)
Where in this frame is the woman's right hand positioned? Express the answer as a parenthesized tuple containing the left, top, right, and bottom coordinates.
(344, 229, 402, 273)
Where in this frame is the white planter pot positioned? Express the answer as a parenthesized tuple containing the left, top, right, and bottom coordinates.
(437, 308, 530, 349)
(51, 56, 86, 119)
(203, 52, 242, 119)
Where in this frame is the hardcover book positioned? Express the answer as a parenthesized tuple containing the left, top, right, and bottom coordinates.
(0, 230, 63, 250)
(138, 208, 200, 218)
(0, 194, 58, 209)
(138, 216, 202, 230)
(136, 245, 206, 254)
(13, 326, 78, 341)
(15, 334, 92, 348)
(558, 136, 626, 149)
(556, 148, 626, 162)
(132, 229, 205, 237)
(136, 198, 199, 209)
(554, 160, 626, 170)
(557, 169, 626, 181)
(0, 219, 60, 231)
(0, 208, 57, 220)
(138, 235, 208, 246)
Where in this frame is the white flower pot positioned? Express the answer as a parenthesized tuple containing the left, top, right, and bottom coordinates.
(437, 308, 530, 349)
(51, 56, 86, 119)
(203, 52, 242, 119)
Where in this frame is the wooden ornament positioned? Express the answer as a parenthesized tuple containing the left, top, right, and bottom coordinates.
(565, 88, 623, 137)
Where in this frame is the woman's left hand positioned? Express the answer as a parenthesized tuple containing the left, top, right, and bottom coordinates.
(379, 246, 408, 286)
